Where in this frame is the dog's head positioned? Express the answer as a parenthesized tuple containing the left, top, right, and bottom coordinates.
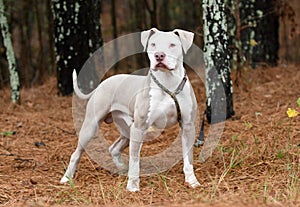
(141, 28, 194, 72)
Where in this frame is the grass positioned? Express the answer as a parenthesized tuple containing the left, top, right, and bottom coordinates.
(157, 173, 173, 196)
(41, 116, 299, 207)
(198, 116, 300, 206)
(55, 177, 90, 205)
(3, 116, 299, 207)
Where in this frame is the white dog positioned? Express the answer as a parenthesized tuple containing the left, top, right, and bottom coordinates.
(60, 28, 200, 192)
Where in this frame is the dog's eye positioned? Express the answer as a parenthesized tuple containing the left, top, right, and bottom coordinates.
(150, 43, 156, 47)
(170, 43, 176, 48)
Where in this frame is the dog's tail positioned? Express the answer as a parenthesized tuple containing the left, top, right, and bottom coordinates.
(72, 70, 95, 100)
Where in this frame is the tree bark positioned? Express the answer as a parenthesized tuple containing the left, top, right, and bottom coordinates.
(111, 0, 119, 71)
(52, 0, 102, 96)
(129, 0, 146, 32)
(129, 0, 148, 70)
(229, 0, 279, 68)
(227, 0, 244, 71)
(47, 0, 55, 75)
(33, 0, 45, 85)
(144, 0, 158, 28)
(0, 0, 20, 104)
(19, 0, 34, 87)
(159, 0, 170, 29)
(202, 0, 234, 123)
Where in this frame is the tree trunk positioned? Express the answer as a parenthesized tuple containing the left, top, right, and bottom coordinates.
(159, 0, 170, 29)
(229, 0, 279, 68)
(33, 0, 45, 85)
(19, 0, 34, 87)
(129, 0, 147, 70)
(52, 0, 102, 96)
(47, 0, 55, 75)
(227, 0, 244, 71)
(129, 0, 145, 32)
(144, 0, 158, 28)
(0, 0, 20, 104)
(202, 0, 234, 124)
(111, 0, 117, 39)
(111, 0, 119, 72)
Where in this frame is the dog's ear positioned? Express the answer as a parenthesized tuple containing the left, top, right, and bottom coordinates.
(141, 28, 159, 51)
(173, 29, 194, 54)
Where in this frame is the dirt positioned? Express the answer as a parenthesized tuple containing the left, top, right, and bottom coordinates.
(0, 65, 299, 207)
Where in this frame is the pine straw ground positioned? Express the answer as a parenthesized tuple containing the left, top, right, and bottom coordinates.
(0, 65, 299, 207)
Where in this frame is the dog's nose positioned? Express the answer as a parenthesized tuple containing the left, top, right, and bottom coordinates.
(154, 52, 166, 62)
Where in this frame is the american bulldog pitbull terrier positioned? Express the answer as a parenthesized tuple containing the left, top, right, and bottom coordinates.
(60, 28, 200, 192)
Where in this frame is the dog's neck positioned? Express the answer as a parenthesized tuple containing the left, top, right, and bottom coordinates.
(150, 63, 186, 92)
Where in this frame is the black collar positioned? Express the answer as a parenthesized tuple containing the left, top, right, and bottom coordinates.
(149, 69, 187, 127)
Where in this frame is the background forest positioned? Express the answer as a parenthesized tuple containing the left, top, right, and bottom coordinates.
(0, 1, 299, 207)
(0, 0, 299, 90)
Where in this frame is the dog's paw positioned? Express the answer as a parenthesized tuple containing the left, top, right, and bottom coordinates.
(60, 176, 69, 184)
(113, 157, 128, 171)
(185, 174, 200, 188)
(189, 180, 200, 188)
(126, 186, 140, 192)
(126, 178, 140, 192)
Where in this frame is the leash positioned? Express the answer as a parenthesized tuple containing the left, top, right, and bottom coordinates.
(149, 69, 187, 127)
(150, 69, 206, 146)
(194, 110, 206, 147)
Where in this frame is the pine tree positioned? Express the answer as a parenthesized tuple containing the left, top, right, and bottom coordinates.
(227, 0, 279, 68)
(240, 0, 279, 67)
(202, 0, 235, 123)
(0, 0, 20, 103)
(52, 0, 102, 95)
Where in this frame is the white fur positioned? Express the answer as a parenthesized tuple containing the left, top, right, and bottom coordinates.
(61, 28, 200, 192)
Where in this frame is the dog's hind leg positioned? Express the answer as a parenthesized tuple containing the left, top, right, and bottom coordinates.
(60, 117, 99, 183)
(109, 111, 131, 171)
(60, 102, 105, 184)
(109, 135, 129, 170)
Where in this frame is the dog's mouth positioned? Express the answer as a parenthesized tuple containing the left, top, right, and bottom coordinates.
(154, 63, 174, 71)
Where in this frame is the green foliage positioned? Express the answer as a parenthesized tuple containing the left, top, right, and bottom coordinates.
(244, 121, 253, 130)
(276, 149, 285, 159)
(0, 131, 16, 136)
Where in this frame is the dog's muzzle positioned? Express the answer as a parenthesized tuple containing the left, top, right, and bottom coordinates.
(153, 52, 174, 71)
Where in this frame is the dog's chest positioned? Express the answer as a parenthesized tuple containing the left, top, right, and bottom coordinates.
(146, 82, 178, 128)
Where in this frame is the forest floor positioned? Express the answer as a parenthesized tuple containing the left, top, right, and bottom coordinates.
(0, 65, 299, 207)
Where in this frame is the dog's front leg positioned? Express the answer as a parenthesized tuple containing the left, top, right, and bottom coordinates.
(181, 123, 200, 188)
(126, 124, 144, 192)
